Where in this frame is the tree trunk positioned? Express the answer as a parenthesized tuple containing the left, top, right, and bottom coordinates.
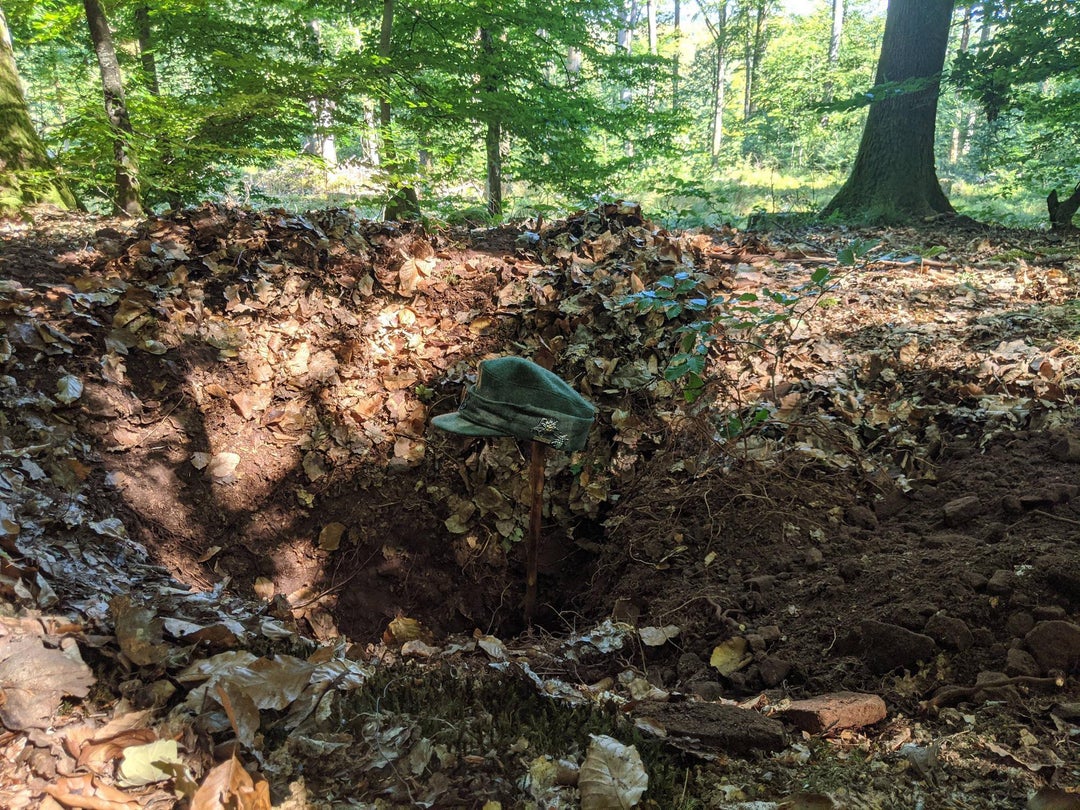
(960, 2, 993, 158)
(672, 0, 681, 111)
(822, 0, 844, 104)
(948, 4, 973, 164)
(134, 4, 159, 95)
(0, 3, 78, 212)
(647, 0, 657, 54)
(566, 45, 582, 80)
(821, 0, 956, 223)
(646, 0, 657, 112)
(83, 0, 142, 216)
(711, 49, 726, 161)
(480, 28, 502, 219)
(742, 1, 768, 120)
(304, 22, 337, 166)
(1047, 183, 1080, 232)
(704, 4, 729, 163)
(378, 0, 419, 220)
(617, 0, 638, 156)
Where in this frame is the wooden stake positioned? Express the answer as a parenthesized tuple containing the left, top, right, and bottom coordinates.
(524, 440, 546, 624)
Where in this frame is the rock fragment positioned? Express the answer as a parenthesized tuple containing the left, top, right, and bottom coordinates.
(1050, 434, 1080, 462)
(1025, 621, 1080, 674)
(943, 495, 984, 526)
(924, 614, 973, 651)
(986, 569, 1013, 596)
(857, 620, 937, 674)
(777, 691, 887, 734)
(1004, 610, 1035, 638)
(634, 700, 786, 755)
(1005, 647, 1040, 677)
(759, 656, 792, 687)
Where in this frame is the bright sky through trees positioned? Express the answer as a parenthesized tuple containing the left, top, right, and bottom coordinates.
(784, 0, 885, 15)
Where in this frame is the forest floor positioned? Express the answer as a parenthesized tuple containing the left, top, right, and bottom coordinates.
(1, 203, 1079, 809)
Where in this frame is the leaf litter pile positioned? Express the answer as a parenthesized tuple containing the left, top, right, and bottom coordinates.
(1, 202, 1079, 809)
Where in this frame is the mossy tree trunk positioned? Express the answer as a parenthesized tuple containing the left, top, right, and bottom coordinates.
(0, 3, 78, 213)
(822, 0, 956, 223)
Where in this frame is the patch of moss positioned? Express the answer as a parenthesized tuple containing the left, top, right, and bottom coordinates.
(329, 663, 695, 807)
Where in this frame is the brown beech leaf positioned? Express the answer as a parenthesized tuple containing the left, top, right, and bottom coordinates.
(0, 636, 95, 731)
(318, 522, 347, 551)
(111, 595, 169, 667)
(190, 753, 271, 810)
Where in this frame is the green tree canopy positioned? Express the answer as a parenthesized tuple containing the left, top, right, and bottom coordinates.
(953, 0, 1080, 228)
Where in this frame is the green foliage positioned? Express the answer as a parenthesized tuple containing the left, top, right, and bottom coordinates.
(623, 262, 840, 406)
(951, 1, 1080, 215)
(650, 177, 734, 228)
(622, 237, 878, 420)
(4, 0, 1076, 228)
(835, 237, 879, 267)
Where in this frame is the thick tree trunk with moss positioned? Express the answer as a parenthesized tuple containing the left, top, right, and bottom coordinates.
(0, 4, 77, 213)
(83, 0, 143, 216)
(822, 0, 956, 223)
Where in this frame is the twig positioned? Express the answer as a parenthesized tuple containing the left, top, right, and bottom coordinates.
(922, 674, 1065, 712)
(1032, 509, 1080, 527)
(130, 393, 186, 449)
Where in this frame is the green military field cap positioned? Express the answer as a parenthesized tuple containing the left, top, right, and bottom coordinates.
(432, 356, 595, 451)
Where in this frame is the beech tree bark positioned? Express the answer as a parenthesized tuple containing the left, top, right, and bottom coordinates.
(134, 4, 159, 95)
(741, 1, 769, 120)
(83, 0, 142, 216)
(672, 0, 681, 111)
(822, 0, 956, 223)
(0, 3, 77, 212)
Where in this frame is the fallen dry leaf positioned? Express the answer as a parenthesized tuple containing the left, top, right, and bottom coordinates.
(190, 753, 271, 810)
(318, 522, 347, 551)
(0, 635, 95, 731)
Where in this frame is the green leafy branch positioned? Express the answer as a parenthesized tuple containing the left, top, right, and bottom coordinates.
(623, 238, 879, 410)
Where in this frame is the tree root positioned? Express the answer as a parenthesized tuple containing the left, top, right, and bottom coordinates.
(921, 674, 1066, 714)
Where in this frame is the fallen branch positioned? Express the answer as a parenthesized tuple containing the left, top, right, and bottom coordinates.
(921, 674, 1065, 713)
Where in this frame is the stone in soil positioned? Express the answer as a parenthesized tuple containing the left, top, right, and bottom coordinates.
(1041, 559, 1080, 601)
(759, 656, 792, 687)
(1024, 621, 1080, 674)
(942, 495, 984, 527)
(924, 613, 973, 651)
(777, 691, 887, 734)
(1049, 434, 1080, 462)
(986, 569, 1014, 595)
(1004, 610, 1035, 638)
(1005, 647, 1041, 677)
(634, 701, 786, 755)
(856, 620, 937, 674)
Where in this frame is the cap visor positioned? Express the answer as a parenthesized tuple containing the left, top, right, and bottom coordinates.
(431, 412, 506, 437)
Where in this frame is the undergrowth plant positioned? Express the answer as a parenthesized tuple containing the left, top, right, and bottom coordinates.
(622, 238, 879, 432)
